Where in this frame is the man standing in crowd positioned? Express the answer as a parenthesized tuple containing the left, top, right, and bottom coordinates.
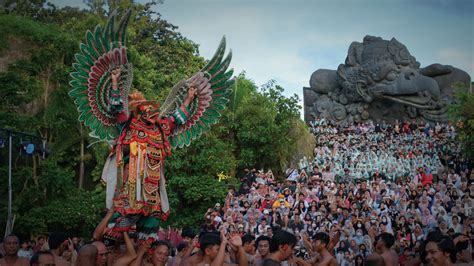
(312, 232, 337, 266)
(76, 244, 98, 266)
(30, 251, 55, 266)
(151, 240, 171, 266)
(91, 241, 108, 266)
(48, 232, 69, 266)
(254, 235, 271, 265)
(242, 234, 256, 265)
(375, 233, 398, 266)
(169, 242, 191, 266)
(263, 230, 297, 265)
(197, 233, 224, 266)
(0, 235, 29, 266)
(422, 231, 457, 266)
(185, 230, 247, 266)
(181, 228, 196, 243)
(452, 233, 473, 265)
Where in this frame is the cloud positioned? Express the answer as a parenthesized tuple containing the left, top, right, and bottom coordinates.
(434, 48, 473, 75)
(161, 3, 316, 93)
(437, 48, 470, 62)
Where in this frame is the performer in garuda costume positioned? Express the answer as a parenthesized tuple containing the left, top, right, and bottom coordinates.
(69, 9, 234, 245)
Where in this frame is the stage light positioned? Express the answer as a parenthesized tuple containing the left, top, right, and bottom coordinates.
(25, 143, 34, 154)
(20, 141, 35, 155)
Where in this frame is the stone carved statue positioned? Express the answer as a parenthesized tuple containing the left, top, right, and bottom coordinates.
(304, 35, 471, 124)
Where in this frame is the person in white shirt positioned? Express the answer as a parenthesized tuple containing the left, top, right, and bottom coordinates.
(17, 241, 32, 259)
(450, 215, 463, 234)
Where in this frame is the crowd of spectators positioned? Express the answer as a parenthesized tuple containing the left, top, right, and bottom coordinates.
(0, 119, 472, 265)
(197, 119, 472, 265)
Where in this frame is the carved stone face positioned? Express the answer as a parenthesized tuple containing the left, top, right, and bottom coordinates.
(338, 36, 441, 109)
(314, 95, 347, 122)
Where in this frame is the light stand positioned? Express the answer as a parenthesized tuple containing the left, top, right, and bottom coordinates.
(1, 128, 45, 238)
(5, 130, 13, 238)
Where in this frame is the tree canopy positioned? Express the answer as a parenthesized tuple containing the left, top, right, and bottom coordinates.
(449, 83, 474, 159)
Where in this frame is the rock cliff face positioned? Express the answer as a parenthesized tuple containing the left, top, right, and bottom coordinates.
(304, 35, 471, 124)
(0, 37, 33, 72)
(0, 37, 40, 115)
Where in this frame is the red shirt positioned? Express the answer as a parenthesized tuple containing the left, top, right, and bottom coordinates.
(421, 172, 433, 186)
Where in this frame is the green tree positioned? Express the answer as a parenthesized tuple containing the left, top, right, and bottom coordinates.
(229, 74, 314, 177)
(164, 131, 237, 228)
(449, 84, 474, 159)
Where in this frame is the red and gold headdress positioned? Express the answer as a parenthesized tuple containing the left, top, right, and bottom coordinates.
(128, 90, 160, 112)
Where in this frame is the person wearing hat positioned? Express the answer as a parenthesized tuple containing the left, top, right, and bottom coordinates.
(272, 194, 290, 209)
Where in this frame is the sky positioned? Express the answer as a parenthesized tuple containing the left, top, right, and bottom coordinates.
(51, 0, 473, 113)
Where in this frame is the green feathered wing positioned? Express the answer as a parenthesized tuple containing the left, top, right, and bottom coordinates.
(159, 37, 234, 149)
(69, 9, 133, 141)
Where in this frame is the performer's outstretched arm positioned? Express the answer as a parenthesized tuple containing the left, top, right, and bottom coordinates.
(210, 228, 228, 266)
(171, 86, 197, 126)
(113, 232, 137, 266)
(110, 67, 129, 123)
(231, 236, 248, 266)
(183, 86, 197, 107)
(131, 244, 149, 266)
(93, 207, 115, 241)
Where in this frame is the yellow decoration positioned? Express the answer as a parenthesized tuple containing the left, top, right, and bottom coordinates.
(139, 145, 146, 177)
(130, 141, 138, 156)
(217, 172, 229, 182)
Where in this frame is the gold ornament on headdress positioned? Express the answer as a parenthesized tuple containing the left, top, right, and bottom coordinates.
(128, 90, 160, 112)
